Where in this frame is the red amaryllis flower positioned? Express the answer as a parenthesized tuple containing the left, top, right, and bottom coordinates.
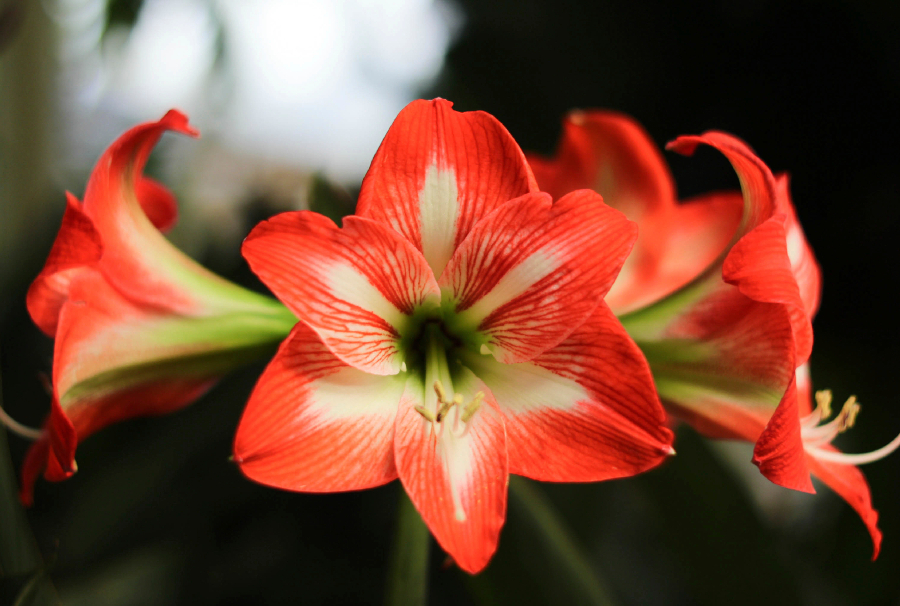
(16, 110, 296, 503)
(234, 99, 674, 573)
(529, 110, 900, 558)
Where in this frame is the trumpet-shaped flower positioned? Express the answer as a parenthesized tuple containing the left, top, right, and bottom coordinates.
(233, 99, 674, 573)
(529, 110, 900, 558)
(16, 110, 296, 503)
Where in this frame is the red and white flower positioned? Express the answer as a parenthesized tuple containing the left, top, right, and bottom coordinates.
(16, 110, 295, 504)
(529, 110, 900, 558)
(234, 99, 674, 573)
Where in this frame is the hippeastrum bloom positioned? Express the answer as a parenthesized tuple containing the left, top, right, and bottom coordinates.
(529, 110, 900, 558)
(233, 99, 674, 573)
(15, 110, 296, 504)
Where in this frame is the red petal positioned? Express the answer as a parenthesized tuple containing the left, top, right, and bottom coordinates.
(652, 290, 797, 442)
(242, 212, 440, 375)
(441, 190, 637, 363)
(394, 369, 508, 574)
(805, 450, 882, 559)
(136, 177, 179, 232)
(752, 376, 815, 493)
(19, 435, 49, 506)
(528, 110, 676, 219)
(606, 191, 743, 313)
(465, 302, 673, 481)
(668, 132, 814, 363)
(234, 322, 403, 492)
(777, 175, 822, 319)
(26, 193, 102, 336)
(44, 378, 215, 484)
(356, 98, 538, 276)
(81, 109, 206, 314)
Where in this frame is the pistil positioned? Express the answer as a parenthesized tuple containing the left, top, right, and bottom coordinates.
(412, 324, 484, 428)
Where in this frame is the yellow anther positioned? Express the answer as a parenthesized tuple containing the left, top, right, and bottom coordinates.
(815, 389, 833, 419)
(434, 380, 447, 403)
(461, 391, 485, 423)
(837, 396, 860, 432)
(414, 405, 436, 422)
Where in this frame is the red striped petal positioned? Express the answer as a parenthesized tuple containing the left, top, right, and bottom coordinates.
(243, 212, 440, 375)
(650, 290, 798, 445)
(441, 190, 637, 363)
(668, 132, 815, 364)
(752, 376, 815, 493)
(528, 110, 676, 219)
(777, 175, 822, 320)
(465, 302, 673, 481)
(394, 369, 508, 574)
(80, 109, 206, 314)
(805, 451, 881, 559)
(356, 98, 538, 276)
(26, 193, 102, 337)
(234, 322, 403, 492)
(135, 177, 179, 233)
(606, 191, 743, 313)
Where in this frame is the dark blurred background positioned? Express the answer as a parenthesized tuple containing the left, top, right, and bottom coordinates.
(2, 0, 899, 604)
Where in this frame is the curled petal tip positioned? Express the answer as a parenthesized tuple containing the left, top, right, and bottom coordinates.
(665, 135, 701, 156)
(160, 109, 200, 138)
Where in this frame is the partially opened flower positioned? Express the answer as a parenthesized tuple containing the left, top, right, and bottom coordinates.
(529, 110, 900, 557)
(233, 99, 674, 573)
(15, 110, 296, 503)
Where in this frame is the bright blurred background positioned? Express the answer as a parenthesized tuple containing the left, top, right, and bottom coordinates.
(2, 0, 899, 604)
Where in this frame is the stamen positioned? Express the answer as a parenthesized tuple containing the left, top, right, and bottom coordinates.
(414, 405, 436, 422)
(806, 431, 900, 466)
(802, 393, 862, 446)
(815, 389, 833, 420)
(0, 404, 44, 441)
(460, 391, 485, 423)
(800, 388, 900, 466)
(434, 380, 447, 403)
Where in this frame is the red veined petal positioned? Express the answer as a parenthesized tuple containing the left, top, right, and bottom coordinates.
(242, 212, 440, 375)
(528, 109, 676, 221)
(606, 191, 743, 314)
(805, 450, 882, 559)
(667, 132, 778, 233)
(19, 435, 49, 506)
(651, 291, 797, 442)
(463, 302, 673, 481)
(668, 132, 814, 363)
(44, 395, 77, 482)
(26, 193, 102, 337)
(135, 177, 179, 232)
(44, 378, 216, 484)
(356, 98, 538, 277)
(79, 109, 216, 314)
(234, 322, 403, 492)
(440, 190, 637, 363)
(777, 175, 822, 320)
(394, 369, 508, 574)
(752, 375, 815, 493)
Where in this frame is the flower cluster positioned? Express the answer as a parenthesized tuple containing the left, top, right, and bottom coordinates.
(529, 110, 900, 557)
(10, 100, 896, 573)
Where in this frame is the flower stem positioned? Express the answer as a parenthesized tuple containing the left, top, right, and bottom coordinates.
(508, 477, 617, 606)
(384, 487, 430, 606)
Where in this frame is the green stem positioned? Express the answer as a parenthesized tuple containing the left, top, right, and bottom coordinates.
(384, 487, 430, 606)
(508, 477, 617, 606)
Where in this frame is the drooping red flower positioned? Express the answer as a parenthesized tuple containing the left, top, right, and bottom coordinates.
(529, 110, 899, 558)
(18, 110, 296, 503)
(234, 99, 674, 573)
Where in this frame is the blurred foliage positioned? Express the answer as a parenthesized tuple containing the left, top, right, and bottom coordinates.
(104, 0, 144, 34)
